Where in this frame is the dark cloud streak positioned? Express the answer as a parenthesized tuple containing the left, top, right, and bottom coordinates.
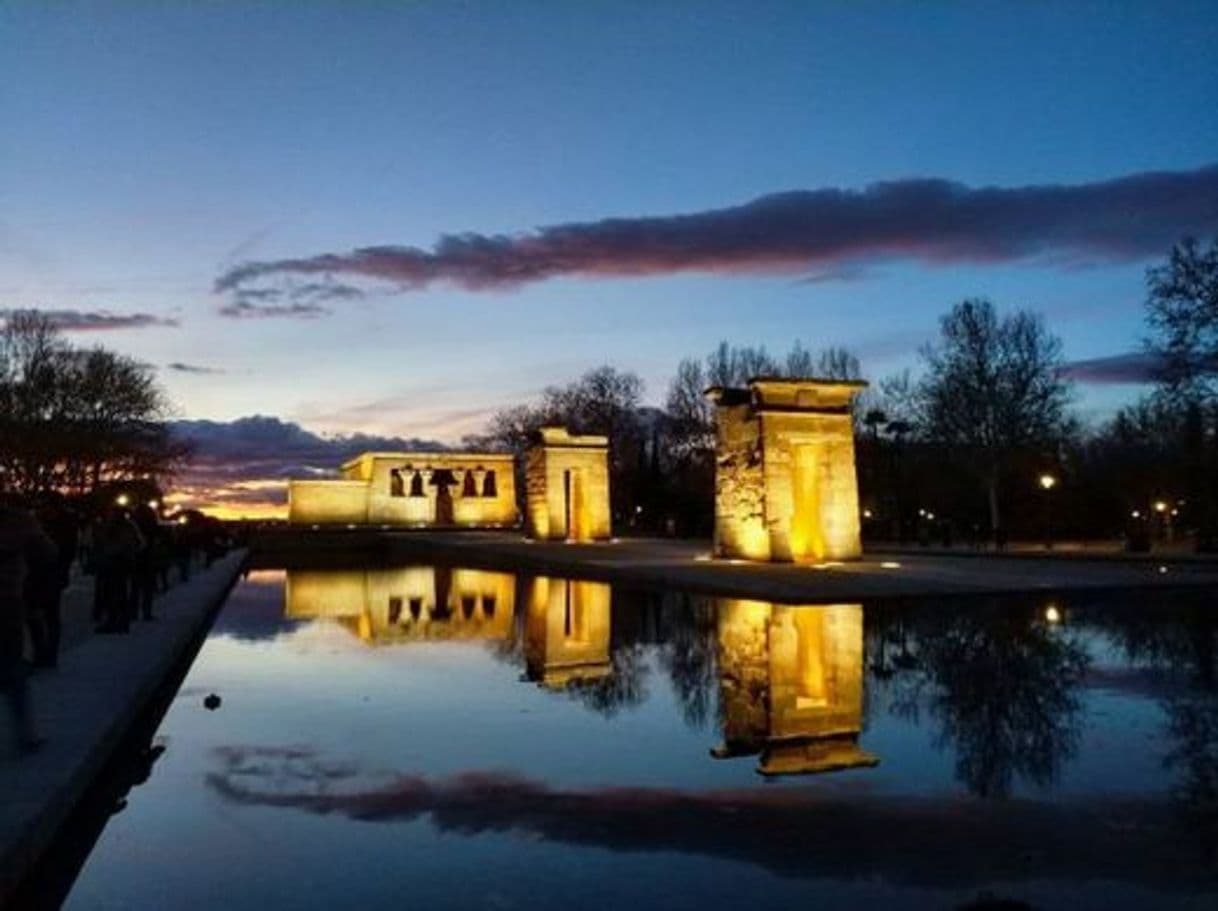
(166, 362, 226, 375)
(1059, 351, 1163, 384)
(0, 307, 178, 331)
(215, 165, 1218, 315)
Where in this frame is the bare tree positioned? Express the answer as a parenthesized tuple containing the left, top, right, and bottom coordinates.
(919, 299, 1073, 537)
(0, 310, 184, 495)
(1146, 237, 1218, 403)
(466, 366, 646, 522)
(815, 345, 862, 380)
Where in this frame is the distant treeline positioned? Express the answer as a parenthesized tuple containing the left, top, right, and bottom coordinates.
(465, 237, 1218, 549)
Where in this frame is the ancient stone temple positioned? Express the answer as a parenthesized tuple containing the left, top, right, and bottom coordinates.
(523, 576, 612, 688)
(713, 600, 877, 776)
(288, 451, 517, 527)
(525, 427, 611, 542)
(707, 378, 866, 563)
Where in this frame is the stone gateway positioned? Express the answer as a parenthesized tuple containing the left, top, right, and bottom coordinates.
(525, 427, 612, 542)
(707, 377, 866, 563)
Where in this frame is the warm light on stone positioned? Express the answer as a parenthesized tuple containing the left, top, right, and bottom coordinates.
(712, 599, 877, 776)
(525, 427, 611, 542)
(288, 451, 517, 527)
(707, 378, 867, 563)
(523, 576, 612, 688)
(284, 566, 516, 644)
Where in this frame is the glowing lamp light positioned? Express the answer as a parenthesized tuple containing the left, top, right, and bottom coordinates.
(880, 561, 901, 569)
(147, 499, 160, 510)
(862, 508, 873, 519)
(926, 512, 936, 521)
(1130, 510, 1141, 519)
(1045, 605, 1062, 624)
(1158, 565, 1169, 575)
(1154, 501, 1168, 513)
(1039, 473, 1057, 491)
(115, 493, 131, 507)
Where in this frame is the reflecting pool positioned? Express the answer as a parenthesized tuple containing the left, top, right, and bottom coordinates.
(62, 564, 1218, 909)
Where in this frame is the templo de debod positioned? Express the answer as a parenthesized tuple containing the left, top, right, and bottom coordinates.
(525, 426, 611, 542)
(288, 451, 518, 527)
(708, 377, 867, 563)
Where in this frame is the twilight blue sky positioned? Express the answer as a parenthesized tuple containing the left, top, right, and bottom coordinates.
(3, 1, 1217, 452)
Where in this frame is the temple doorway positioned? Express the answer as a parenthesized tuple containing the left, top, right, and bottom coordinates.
(432, 470, 456, 525)
(789, 443, 826, 562)
(563, 469, 587, 541)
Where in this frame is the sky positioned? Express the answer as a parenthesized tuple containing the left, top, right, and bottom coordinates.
(2, 2, 1216, 516)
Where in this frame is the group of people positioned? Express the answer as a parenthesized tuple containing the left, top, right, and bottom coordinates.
(1, 493, 225, 757)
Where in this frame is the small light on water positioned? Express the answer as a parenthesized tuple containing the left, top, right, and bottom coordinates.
(880, 561, 901, 569)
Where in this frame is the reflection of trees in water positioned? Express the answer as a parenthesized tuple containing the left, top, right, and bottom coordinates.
(655, 593, 718, 728)
(1090, 598, 1218, 836)
(1164, 693, 1218, 834)
(481, 586, 719, 724)
(563, 590, 719, 724)
(871, 605, 1089, 798)
(564, 644, 650, 717)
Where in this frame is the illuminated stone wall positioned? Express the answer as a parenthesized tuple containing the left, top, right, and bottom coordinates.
(523, 576, 612, 687)
(287, 479, 369, 524)
(287, 451, 517, 527)
(285, 566, 516, 644)
(708, 379, 865, 562)
(713, 599, 877, 776)
(525, 427, 611, 542)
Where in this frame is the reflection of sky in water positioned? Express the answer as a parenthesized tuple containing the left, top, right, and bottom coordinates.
(64, 569, 1218, 910)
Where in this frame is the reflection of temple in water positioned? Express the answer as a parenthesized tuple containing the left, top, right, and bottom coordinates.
(714, 600, 877, 776)
(285, 567, 516, 644)
(524, 577, 612, 688)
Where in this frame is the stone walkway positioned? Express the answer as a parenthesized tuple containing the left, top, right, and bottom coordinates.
(0, 550, 247, 904)
(371, 533, 1218, 602)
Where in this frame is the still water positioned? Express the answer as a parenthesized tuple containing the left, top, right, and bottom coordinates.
(63, 564, 1217, 909)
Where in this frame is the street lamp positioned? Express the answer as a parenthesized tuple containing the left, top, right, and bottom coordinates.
(1154, 499, 1173, 543)
(1038, 473, 1057, 549)
(115, 493, 130, 508)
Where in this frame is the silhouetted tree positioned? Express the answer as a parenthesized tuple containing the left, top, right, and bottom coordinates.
(918, 299, 1074, 538)
(1145, 236, 1218, 403)
(0, 310, 185, 495)
(467, 365, 647, 524)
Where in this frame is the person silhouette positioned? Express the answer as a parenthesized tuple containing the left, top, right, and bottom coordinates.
(26, 495, 78, 668)
(1, 494, 57, 755)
